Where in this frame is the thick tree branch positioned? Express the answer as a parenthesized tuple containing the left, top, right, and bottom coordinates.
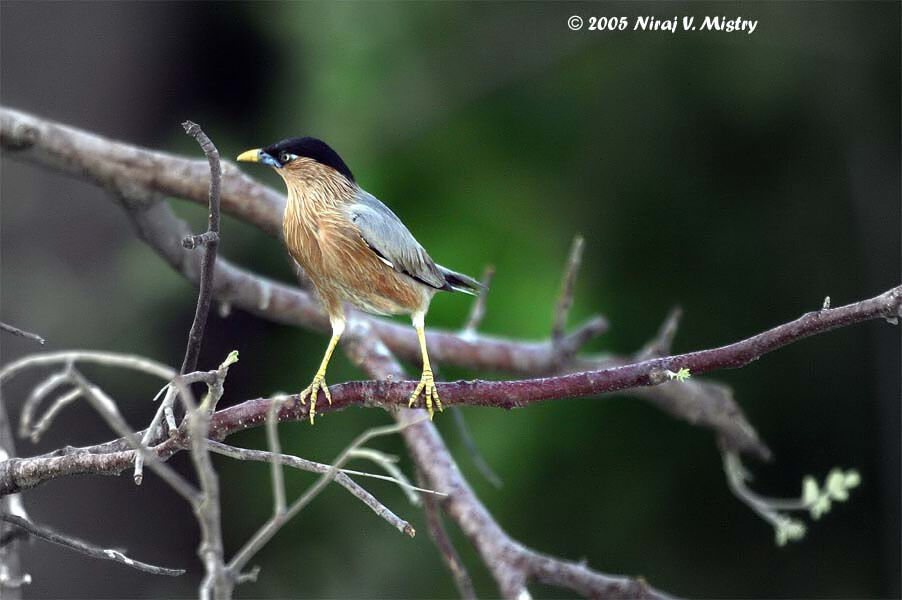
(339, 320, 668, 599)
(1, 286, 897, 496)
(420, 472, 477, 599)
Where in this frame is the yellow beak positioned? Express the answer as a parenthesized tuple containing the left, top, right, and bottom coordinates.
(236, 148, 261, 163)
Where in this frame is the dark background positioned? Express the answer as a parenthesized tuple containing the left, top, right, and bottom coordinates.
(1, 2, 899, 598)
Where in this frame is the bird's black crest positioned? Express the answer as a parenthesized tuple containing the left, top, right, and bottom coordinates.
(263, 137, 355, 181)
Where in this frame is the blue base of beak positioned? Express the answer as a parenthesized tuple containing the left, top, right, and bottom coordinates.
(259, 152, 281, 168)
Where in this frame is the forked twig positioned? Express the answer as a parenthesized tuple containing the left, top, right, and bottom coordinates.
(178, 119, 221, 375)
(225, 416, 428, 580)
(207, 441, 422, 535)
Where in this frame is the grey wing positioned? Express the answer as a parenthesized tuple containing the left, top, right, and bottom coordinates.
(347, 190, 448, 290)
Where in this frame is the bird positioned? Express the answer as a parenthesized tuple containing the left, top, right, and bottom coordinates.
(237, 138, 481, 423)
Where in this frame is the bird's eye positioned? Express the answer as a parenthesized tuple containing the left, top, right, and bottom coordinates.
(280, 152, 292, 164)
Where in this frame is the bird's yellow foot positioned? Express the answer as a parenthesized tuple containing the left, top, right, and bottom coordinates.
(299, 374, 331, 425)
(408, 368, 442, 419)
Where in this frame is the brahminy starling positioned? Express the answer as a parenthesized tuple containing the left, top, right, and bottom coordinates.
(237, 139, 480, 423)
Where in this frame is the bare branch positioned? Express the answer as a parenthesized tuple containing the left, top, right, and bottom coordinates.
(19, 367, 72, 439)
(0, 566, 30, 590)
(67, 368, 199, 503)
(207, 441, 418, 536)
(5, 283, 899, 495)
(0, 374, 27, 597)
(461, 265, 494, 335)
(173, 372, 229, 599)
(225, 417, 426, 580)
(0, 323, 44, 345)
(451, 406, 502, 489)
(178, 120, 221, 376)
(420, 476, 476, 599)
(183, 231, 219, 250)
(636, 307, 682, 360)
(265, 397, 287, 515)
(527, 549, 669, 599)
(340, 319, 667, 599)
(29, 389, 81, 443)
(552, 234, 585, 345)
(346, 448, 421, 506)
(135, 120, 223, 495)
(0, 351, 176, 386)
(0, 514, 183, 576)
(134, 384, 176, 485)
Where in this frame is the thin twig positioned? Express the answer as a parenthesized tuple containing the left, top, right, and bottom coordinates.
(183, 231, 219, 250)
(134, 384, 175, 485)
(0, 351, 175, 386)
(636, 307, 683, 360)
(551, 235, 585, 345)
(136, 120, 222, 489)
(265, 395, 287, 515)
(461, 265, 495, 336)
(451, 407, 502, 489)
(172, 372, 229, 599)
(179, 120, 221, 375)
(67, 368, 199, 503)
(0, 564, 31, 591)
(29, 388, 81, 443)
(0, 376, 28, 596)
(0, 322, 45, 345)
(225, 417, 427, 579)
(347, 447, 421, 505)
(19, 367, 72, 438)
(0, 515, 184, 576)
(207, 441, 420, 535)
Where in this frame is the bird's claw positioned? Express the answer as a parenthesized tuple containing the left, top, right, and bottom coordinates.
(299, 373, 331, 425)
(408, 368, 442, 419)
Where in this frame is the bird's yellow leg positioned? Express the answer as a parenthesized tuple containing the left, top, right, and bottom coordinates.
(300, 331, 340, 424)
(408, 322, 442, 419)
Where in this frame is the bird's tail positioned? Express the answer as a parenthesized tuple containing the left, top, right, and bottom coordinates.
(438, 265, 483, 296)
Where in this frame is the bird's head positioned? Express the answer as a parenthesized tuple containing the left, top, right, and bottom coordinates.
(237, 137, 355, 184)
